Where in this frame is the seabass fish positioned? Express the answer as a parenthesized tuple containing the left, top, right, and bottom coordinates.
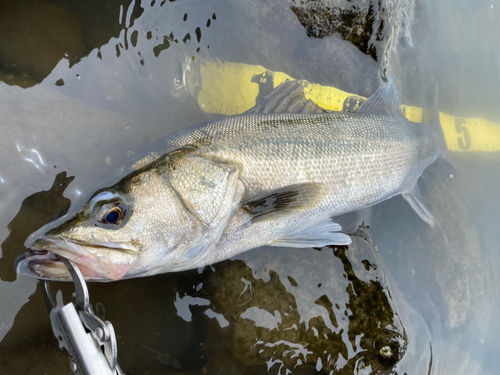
(18, 80, 446, 281)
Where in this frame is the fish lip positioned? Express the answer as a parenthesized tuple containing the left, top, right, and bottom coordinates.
(19, 235, 141, 281)
(29, 236, 140, 254)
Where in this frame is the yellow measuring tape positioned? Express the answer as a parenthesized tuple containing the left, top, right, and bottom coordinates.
(186, 59, 500, 152)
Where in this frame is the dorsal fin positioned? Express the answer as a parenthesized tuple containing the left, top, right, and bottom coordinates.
(245, 80, 326, 114)
(356, 79, 401, 115)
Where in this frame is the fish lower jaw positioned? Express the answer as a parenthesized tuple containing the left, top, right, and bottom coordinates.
(16, 250, 104, 281)
(21, 237, 140, 281)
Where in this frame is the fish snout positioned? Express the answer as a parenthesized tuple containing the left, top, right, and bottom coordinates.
(30, 236, 60, 251)
(24, 222, 62, 250)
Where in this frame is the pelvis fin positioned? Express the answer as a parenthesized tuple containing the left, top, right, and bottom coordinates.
(402, 183, 436, 226)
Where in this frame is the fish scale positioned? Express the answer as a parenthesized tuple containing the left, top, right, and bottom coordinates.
(194, 112, 438, 211)
(180, 110, 442, 266)
(20, 81, 446, 280)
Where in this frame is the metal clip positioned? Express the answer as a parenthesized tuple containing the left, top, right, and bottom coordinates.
(43, 259, 125, 375)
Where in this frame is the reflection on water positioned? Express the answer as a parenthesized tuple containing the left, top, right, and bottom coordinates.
(0, 0, 499, 374)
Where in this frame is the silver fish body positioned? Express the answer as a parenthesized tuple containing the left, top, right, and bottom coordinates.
(19, 80, 444, 281)
(169, 110, 440, 265)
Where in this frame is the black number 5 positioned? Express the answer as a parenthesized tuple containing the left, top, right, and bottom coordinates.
(454, 118, 471, 150)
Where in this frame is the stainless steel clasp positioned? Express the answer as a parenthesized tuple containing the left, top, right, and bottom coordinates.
(43, 259, 124, 375)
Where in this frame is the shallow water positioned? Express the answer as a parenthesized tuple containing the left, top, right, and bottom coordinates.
(0, 0, 499, 374)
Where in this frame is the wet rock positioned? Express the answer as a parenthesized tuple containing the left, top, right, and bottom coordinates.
(290, 0, 386, 61)
(198, 237, 407, 374)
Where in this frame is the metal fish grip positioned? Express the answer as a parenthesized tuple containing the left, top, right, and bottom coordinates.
(43, 259, 125, 375)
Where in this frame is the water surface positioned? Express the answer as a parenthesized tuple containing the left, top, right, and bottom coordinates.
(0, 0, 499, 374)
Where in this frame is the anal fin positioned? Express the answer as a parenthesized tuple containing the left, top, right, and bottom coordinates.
(402, 183, 436, 227)
(271, 217, 352, 248)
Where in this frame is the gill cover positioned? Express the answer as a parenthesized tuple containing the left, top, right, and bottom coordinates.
(167, 155, 241, 226)
(162, 155, 243, 271)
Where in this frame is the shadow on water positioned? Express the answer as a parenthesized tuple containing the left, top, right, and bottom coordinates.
(0, 172, 74, 282)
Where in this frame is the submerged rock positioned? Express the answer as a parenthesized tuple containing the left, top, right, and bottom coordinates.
(193, 235, 407, 374)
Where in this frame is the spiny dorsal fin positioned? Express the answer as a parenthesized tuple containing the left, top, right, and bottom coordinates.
(245, 80, 326, 114)
(242, 183, 326, 223)
(356, 79, 401, 115)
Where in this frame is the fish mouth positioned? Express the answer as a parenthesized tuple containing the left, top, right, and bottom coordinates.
(17, 236, 141, 282)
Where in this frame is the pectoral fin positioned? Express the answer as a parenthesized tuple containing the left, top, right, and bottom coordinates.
(271, 217, 352, 248)
(402, 183, 436, 226)
(243, 183, 326, 223)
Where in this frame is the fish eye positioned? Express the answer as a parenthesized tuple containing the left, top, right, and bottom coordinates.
(98, 203, 126, 225)
(105, 209, 120, 224)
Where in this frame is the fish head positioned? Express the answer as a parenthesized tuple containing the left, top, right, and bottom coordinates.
(19, 154, 243, 281)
